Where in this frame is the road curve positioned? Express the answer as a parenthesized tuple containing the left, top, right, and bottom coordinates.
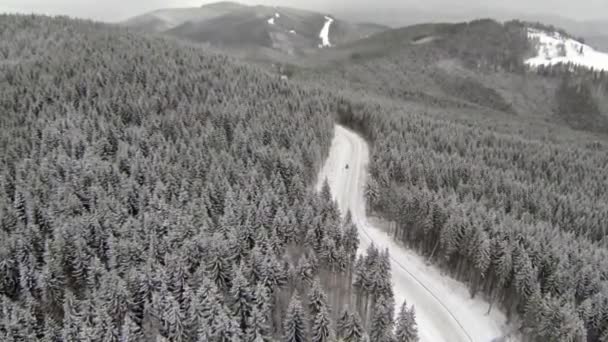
(316, 125, 511, 342)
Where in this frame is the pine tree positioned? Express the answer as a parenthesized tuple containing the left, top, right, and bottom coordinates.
(230, 266, 253, 332)
(395, 301, 419, 342)
(297, 254, 314, 288)
(321, 179, 332, 203)
(308, 279, 329, 317)
(337, 308, 350, 338)
(342, 220, 360, 263)
(197, 278, 228, 338)
(120, 313, 144, 342)
(162, 293, 186, 342)
(283, 293, 308, 342)
(369, 295, 394, 342)
(245, 306, 271, 342)
(61, 291, 82, 341)
(213, 308, 243, 342)
(206, 240, 232, 291)
(311, 305, 335, 342)
(341, 311, 367, 342)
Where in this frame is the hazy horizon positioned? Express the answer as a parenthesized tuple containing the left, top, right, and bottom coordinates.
(1, 0, 606, 23)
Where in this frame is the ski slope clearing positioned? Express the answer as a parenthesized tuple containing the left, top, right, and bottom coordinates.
(317, 125, 516, 342)
(319, 16, 334, 48)
(526, 28, 608, 71)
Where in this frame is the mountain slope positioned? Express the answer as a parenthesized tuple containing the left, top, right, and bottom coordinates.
(293, 19, 608, 133)
(122, 1, 247, 32)
(526, 28, 608, 71)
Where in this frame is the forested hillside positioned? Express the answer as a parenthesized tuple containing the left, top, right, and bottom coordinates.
(297, 18, 608, 136)
(337, 95, 608, 341)
(0, 15, 416, 341)
(533, 62, 608, 132)
(295, 20, 532, 114)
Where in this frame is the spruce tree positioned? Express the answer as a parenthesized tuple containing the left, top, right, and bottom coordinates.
(120, 313, 144, 342)
(230, 267, 253, 332)
(308, 278, 329, 316)
(311, 305, 335, 342)
(342, 311, 366, 342)
(283, 293, 308, 342)
(395, 301, 419, 342)
(369, 295, 394, 342)
(337, 308, 349, 338)
(245, 306, 271, 342)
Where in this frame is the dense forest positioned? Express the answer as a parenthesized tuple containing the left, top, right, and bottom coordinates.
(338, 95, 608, 341)
(0, 15, 420, 342)
(3, 11, 608, 342)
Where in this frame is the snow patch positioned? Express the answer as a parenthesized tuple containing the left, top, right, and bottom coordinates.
(526, 28, 608, 72)
(267, 13, 280, 25)
(412, 36, 438, 45)
(318, 16, 334, 48)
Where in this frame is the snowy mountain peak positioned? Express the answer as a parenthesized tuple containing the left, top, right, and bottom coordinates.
(526, 28, 608, 72)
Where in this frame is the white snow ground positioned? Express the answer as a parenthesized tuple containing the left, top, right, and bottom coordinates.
(526, 28, 608, 72)
(316, 125, 517, 342)
(318, 16, 334, 48)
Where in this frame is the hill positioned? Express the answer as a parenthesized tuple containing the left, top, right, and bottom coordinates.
(122, 1, 247, 33)
(123, 1, 387, 58)
(291, 19, 608, 133)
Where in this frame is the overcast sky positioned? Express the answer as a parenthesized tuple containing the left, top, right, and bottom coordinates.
(1, 0, 606, 22)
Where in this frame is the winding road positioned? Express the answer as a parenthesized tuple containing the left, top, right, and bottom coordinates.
(316, 125, 513, 342)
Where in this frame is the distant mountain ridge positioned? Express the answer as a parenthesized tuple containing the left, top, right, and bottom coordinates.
(333, 6, 608, 52)
(122, 1, 388, 57)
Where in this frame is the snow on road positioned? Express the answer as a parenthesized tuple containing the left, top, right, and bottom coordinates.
(317, 125, 515, 342)
(526, 28, 608, 72)
(318, 16, 334, 48)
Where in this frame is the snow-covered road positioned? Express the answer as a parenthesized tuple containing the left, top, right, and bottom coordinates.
(316, 125, 514, 342)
